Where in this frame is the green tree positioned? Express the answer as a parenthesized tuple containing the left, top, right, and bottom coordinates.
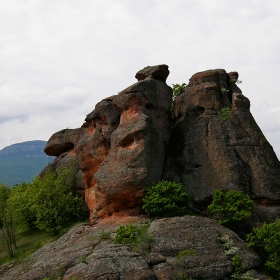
(246, 220, 280, 277)
(207, 189, 254, 226)
(8, 182, 37, 230)
(30, 167, 88, 235)
(142, 180, 190, 217)
(0, 185, 17, 257)
(172, 83, 186, 100)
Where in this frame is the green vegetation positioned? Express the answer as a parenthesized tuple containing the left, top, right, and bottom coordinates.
(114, 224, 154, 256)
(99, 230, 111, 239)
(0, 167, 88, 265)
(207, 189, 254, 226)
(172, 83, 187, 100)
(142, 180, 190, 217)
(218, 107, 233, 121)
(176, 249, 198, 260)
(219, 235, 254, 280)
(219, 235, 239, 256)
(0, 185, 17, 257)
(246, 219, 280, 278)
(114, 224, 138, 244)
(0, 228, 58, 266)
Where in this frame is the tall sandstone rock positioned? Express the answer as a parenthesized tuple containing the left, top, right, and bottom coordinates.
(44, 65, 280, 222)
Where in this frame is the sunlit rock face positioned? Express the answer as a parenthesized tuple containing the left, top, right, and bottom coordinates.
(44, 65, 280, 222)
(44, 65, 172, 221)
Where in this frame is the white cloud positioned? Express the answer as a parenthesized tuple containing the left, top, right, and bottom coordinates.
(0, 0, 280, 158)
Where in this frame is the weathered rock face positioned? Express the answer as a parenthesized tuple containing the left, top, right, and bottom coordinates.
(163, 69, 280, 218)
(44, 65, 172, 221)
(43, 65, 280, 221)
(0, 216, 269, 280)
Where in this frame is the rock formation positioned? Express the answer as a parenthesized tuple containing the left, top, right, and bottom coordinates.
(0, 216, 269, 280)
(43, 65, 280, 222)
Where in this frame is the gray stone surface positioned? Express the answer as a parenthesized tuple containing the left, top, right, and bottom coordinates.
(0, 216, 268, 280)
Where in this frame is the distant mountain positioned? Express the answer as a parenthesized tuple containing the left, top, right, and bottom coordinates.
(0, 140, 53, 186)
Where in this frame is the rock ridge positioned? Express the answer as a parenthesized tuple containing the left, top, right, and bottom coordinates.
(43, 65, 280, 223)
(0, 216, 269, 280)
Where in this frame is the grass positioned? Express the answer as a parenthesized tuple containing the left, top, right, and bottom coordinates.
(0, 221, 82, 267)
(176, 249, 198, 260)
(0, 229, 57, 266)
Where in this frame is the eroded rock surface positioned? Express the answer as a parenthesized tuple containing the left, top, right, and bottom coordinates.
(43, 65, 280, 221)
(44, 65, 172, 221)
(164, 69, 280, 218)
(0, 216, 268, 280)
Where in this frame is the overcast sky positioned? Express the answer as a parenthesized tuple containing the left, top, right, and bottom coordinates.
(1, 0, 280, 159)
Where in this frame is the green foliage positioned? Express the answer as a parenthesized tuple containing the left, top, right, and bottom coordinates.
(114, 224, 154, 256)
(176, 249, 198, 260)
(142, 180, 190, 217)
(219, 235, 254, 279)
(172, 83, 186, 100)
(6, 167, 88, 236)
(232, 254, 246, 274)
(30, 168, 88, 235)
(8, 182, 38, 230)
(207, 189, 254, 226)
(218, 107, 233, 121)
(246, 220, 280, 277)
(114, 224, 138, 244)
(133, 224, 154, 256)
(99, 230, 111, 239)
(0, 184, 17, 257)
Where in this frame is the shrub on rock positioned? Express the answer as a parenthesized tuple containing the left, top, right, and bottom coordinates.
(142, 180, 190, 217)
(247, 220, 280, 278)
(207, 189, 254, 226)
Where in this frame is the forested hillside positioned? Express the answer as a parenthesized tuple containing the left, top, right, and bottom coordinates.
(0, 140, 53, 186)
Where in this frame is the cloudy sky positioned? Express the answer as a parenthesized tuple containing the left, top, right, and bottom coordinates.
(1, 0, 280, 158)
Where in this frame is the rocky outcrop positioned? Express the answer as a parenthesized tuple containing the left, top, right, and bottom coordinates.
(43, 65, 280, 222)
(44, 65, 172, 221)
(0, 216, 269, 280)
(164, 69, 280, 219)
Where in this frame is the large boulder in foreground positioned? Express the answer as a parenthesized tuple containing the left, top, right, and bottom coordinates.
(0, 216, 269, 280)
(43, 65, 280, 222)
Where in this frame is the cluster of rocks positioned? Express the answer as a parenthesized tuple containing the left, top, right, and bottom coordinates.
(0, 216, 270, 280)
(2, 65, 280, 279)
(43, 64, 280, 223)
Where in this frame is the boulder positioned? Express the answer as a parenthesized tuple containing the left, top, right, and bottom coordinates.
(0, 216, 267, 280)
(44, 128, 81, 156)
(135, 64, 169, 83)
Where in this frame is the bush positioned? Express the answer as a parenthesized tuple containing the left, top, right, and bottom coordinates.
(142, 180, 190, 217)
(207, 189, 254, 226)
(31, 168, 88, 234)
(8, 167, 88, 235)
(218, 107, 233, 121)
(114, 225, 138, 245)
(114, 224, 154, 256)
(246, 220, 280, 277)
